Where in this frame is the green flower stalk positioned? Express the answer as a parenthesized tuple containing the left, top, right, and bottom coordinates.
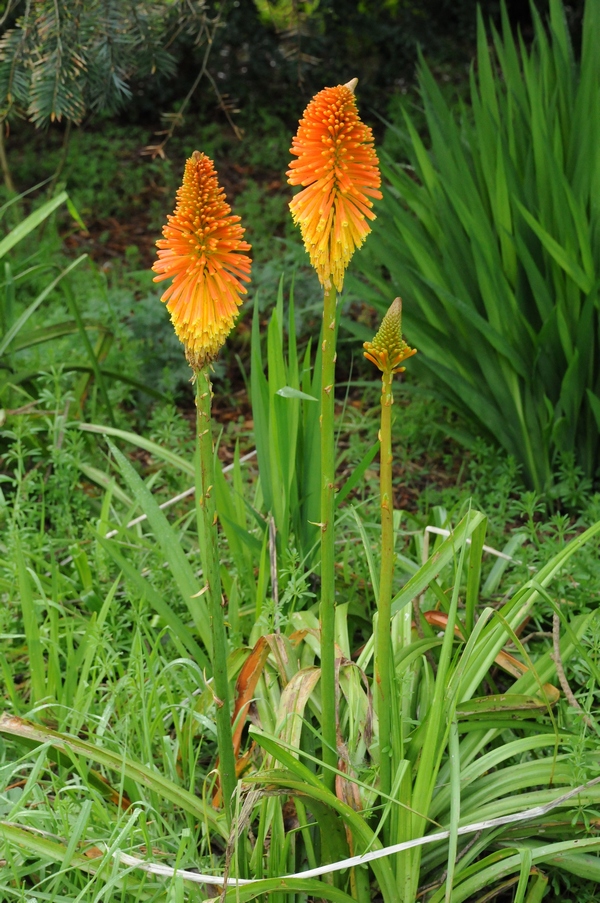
(195, 371, 237, 820)
(319, 280, 338, 788)
(364, 298, 416, 801)
(153, 152, 252, 821)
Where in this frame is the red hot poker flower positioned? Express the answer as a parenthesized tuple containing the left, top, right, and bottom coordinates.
(287, 80, 382, 292)
(152, 152, 252, 368)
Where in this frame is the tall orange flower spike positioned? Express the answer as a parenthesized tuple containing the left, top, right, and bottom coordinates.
(152, 151, 252, 369)
(287, 79, 382, 292)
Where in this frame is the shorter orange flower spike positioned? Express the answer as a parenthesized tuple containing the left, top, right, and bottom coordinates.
(152, 152, 252, 369)
(288, 79, 382, 292)
(363, 298, 417, 374)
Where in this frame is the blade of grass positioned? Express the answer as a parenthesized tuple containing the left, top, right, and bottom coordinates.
(64, 365, 167, 400)
(62, 281, 115, 426)
(391, 510, 486, 615)
(10, 320, 109, 351)
(195, 367, 236, 820)
(444, 719, 460, 902)
(79, 423, 194, 476)
(0, 191, 68, 259)
(15, 536, 45, 705)
(105, 439, 212, 656)
(336, 441, 378, 507)
(513, 849, 534, 903)
(0, 820, 98, 876)
(524, 870, 548, 903)
(0, 255, 87, 358)
(465, 516, 487, 635)
(0, 714, 226, 837)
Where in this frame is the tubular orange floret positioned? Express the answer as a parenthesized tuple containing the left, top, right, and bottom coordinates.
(152, 151, 252, 369)
(287, 80, 382, 292)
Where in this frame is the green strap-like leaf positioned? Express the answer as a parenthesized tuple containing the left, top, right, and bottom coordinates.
(0, 191, 69, 260)
(105, 439, 212, 655)
(0, 714, 226, 837)
(0, 254, 87, 357)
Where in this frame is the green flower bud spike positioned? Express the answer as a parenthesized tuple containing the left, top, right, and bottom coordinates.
(363, 297, 416, 814)
(363, 297, 416, 375)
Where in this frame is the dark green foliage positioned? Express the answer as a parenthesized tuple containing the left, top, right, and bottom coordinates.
(0, 0, 187, 124)
(211, 0, 559, 121)
(355, 0, 600, 493)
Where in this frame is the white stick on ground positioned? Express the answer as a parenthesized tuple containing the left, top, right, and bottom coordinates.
(114, 775, 600, 887)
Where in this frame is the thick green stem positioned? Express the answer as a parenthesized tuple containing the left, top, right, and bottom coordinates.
(195, 367, 236, 822)
(375, 368, 394, 801)
(320, 281, 338, 792)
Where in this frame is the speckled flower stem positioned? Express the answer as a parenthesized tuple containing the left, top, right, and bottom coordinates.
(320, 282, 338, 792)
(196, 366, 236, 822)
(375, 367, 394, 801)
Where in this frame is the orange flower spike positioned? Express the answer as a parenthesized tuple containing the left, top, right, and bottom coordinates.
(288, 78, 382, 292)
(152, 151, 252, 369)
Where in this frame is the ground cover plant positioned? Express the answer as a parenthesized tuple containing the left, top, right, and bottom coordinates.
(2, 1, 600, 901)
